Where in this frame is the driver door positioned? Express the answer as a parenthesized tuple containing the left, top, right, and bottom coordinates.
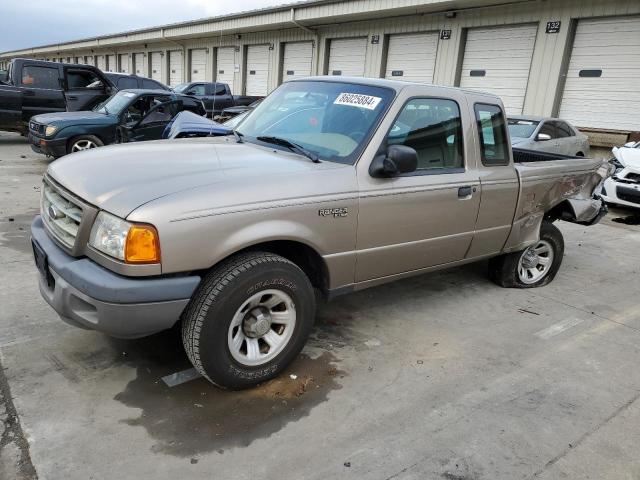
(355, 97, 481, 282)
(121, 100, 182, 143)
(63, 67, 109, 111)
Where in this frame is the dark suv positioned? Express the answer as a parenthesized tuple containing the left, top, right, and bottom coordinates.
(102, 72, 170, 91)
(28, 89, 205, 157)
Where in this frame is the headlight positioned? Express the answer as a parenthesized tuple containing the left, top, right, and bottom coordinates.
(45, 125, 57, 137)
(89, 211, 160, 264)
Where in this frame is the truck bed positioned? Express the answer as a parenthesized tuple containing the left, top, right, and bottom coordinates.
(506, 150, 609, 252)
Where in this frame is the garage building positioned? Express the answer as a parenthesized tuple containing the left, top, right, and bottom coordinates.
(1, 0, 638, 142)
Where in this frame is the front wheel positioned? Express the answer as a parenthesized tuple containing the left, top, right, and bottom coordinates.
(181, 252, 316, 389)
(489, 221, 564, 288)
(68, 135, 104, 154)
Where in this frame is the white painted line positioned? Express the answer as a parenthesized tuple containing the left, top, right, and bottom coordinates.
(161, 368, 201, 387)
(535, 318, 585, 340)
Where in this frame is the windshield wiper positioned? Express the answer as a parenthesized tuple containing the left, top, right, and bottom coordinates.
(256, 136, 321, 163)
(231, 129, 244, 143)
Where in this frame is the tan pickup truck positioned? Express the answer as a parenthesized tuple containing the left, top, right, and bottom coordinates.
(31, 77, 610, 389)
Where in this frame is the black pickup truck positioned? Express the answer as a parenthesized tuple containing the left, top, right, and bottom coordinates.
(172, 81, 262, 118)
(0, 58, 113, 135)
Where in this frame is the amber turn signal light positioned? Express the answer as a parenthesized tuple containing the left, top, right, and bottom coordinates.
(125, 224, 161, 263)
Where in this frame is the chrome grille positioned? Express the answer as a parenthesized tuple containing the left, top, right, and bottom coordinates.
(30, 121, 45, 136)
(41, 179, 83, 248)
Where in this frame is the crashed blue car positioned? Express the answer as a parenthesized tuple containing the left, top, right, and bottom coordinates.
(162, 110, 232, 139)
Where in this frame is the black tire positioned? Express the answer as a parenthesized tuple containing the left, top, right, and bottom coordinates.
(67, 135, 104, 154)
(488, 221, 564, 288)
(181, 251, 316, 390)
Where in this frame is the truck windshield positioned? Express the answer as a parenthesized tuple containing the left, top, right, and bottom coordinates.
(93, 91, 137, 115)
(508, 118, 540, 139)
(236, 80, 395, 164)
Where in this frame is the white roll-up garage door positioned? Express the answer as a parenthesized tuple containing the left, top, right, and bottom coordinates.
(150, 52, 162, 81)
(385, 32, 439, 83)
(245, 44, 270, 96)
(96, 55, 106, 71)
(118, 54, 129, 74)
(282, 42, 313, 81)
(459, 24, 537, 114)
(559, 16, 640, 131)
(106, 55, 116, 72)
(169, 50, 184, 86)
(216, 47, 236, 87)
(328, 38, 367, 77)
(190, 49, 207, 82)
(84, 56, 95, 66)
(133, 53, 146, 77)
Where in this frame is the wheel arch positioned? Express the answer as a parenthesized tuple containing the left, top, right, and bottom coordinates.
(204, 239, 331, 295)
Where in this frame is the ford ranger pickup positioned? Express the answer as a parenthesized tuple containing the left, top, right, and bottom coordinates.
(30, 77, 610, 389)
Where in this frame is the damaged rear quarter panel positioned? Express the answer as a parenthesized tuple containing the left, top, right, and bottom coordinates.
(503, 158, 610, 252)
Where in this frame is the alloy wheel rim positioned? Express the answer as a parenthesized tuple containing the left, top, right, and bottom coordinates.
(71, 139, 97, 152)
(518, 240, 554, 284)
(227, 289, 296, 367)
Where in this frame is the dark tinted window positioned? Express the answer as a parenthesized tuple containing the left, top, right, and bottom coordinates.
(142, 79, 165, 90)
(554, 121, 574, 138)
(388, 98, 464, 172)
(66, 69, 102, 89)
(117, 77, 138, 89)
(538, 122, 556, 139)
(188, 84, 206, 95)
(213, 83, 227, 95)
(474, 103, 509, 166)
(21, 66, 59, 89)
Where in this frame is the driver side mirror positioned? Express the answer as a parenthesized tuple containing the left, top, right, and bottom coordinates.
(370, 145, 418, 178)
(186, 91, 196, 96)
(536, 133, 552, 142)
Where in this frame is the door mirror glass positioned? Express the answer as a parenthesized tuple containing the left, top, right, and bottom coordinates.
(537, 133, 552, 141)
(370, 145, 418, 178)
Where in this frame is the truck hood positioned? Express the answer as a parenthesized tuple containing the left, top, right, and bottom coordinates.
(47, 137, 349, 218)
(32, 111, 115, 127)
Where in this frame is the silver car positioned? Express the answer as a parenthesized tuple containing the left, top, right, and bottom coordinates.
(508, 115, 590, 157)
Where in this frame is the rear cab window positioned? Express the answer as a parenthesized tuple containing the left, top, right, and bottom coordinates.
(21, 65, 60, 89)
(474, 103, 509, 166)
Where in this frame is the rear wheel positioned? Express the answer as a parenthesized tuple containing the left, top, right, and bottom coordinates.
(68, 135, 103, 154)
(181, 252, 316, 390)
(489, 221, 564, 288)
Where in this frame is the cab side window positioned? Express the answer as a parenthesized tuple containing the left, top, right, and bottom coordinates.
(21, 66, 59, 89)
(554, 121, 574, 138)
(188, 84, 206, 96)
(538, 122, 556, 139)
(66, 69, 102, 89)
(387, 98, 464, 173)
(474, 103, 509, 166)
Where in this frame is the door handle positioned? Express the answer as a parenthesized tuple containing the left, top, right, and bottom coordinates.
(458, 186, 475, 199)
(67, 95, 79, 100)
(23, 89, 36, 96)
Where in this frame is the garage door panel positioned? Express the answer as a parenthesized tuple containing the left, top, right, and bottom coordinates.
(190, 49, 207, 82)
(559, 16, 640, 130)
(459, 24, 537, 115)
(385, 32, 438, 83)
(245, 44, 270, 96)
(328, 38, 367, 77)
(118, 54, 129, 73)
(216, 47, 236, 86)
(133, 53, 146, 76)
(282, 42, 313, 80)
(169, 50, 184, 86)
(106, 55, 116, 72)
(150, 52, 162, 81)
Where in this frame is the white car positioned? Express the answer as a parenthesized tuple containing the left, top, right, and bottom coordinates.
(600, 141, 640, 209)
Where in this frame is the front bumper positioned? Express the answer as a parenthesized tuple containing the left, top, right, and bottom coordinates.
(31, 216, 201, 338)
(600, 178, 640, 209)
(28, 133, 68, 158)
